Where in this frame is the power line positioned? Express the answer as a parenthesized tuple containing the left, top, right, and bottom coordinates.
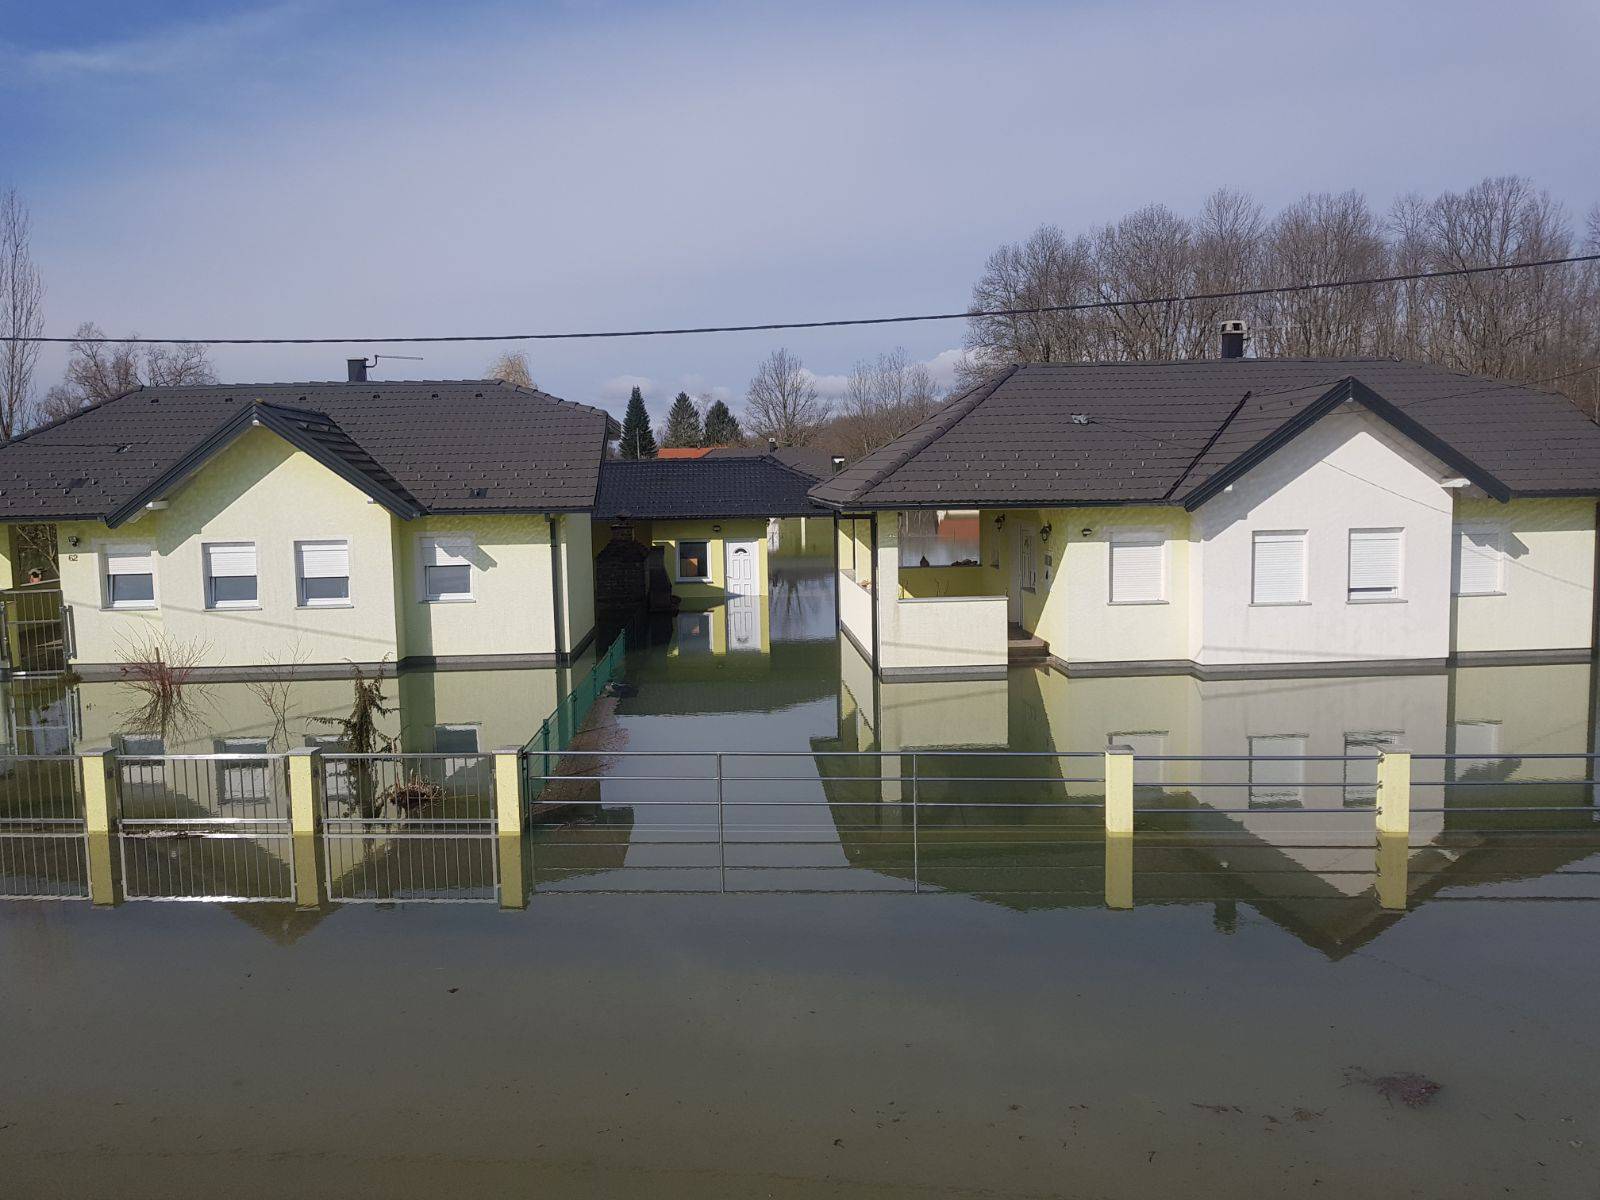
(5, 253, 1598, 347)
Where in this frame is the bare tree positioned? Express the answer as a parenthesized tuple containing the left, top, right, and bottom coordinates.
(0, 188, 45, 442)
(43, 321, 217, 421)
(833, 348, 942, 459)
(744, 348, 829, 446)
(1255, 191, 1390, 358)
(486, 350, 536, 389)
(962, 225, 1098, 386)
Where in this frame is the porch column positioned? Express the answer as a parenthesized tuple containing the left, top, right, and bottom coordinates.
(871, 513, 901, 676)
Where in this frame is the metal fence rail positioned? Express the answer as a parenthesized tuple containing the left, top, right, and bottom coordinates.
(0, 826, 88, 899)
(320, 752, 495, 823)
(523, 634, 627, 805)
(117, 754, 295, 902)
(0, 754, 84, 823)
(0, 588, 72, 675)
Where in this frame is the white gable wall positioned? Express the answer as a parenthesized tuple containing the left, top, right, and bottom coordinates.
(1191, 405, 1456, 667)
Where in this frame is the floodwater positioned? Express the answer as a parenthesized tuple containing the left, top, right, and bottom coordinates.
(3, 561, 1599, 1198)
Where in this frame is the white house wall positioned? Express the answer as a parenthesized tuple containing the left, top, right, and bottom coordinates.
(1192, 406, 1457, 668)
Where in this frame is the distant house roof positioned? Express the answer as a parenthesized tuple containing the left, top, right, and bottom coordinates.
(0, 380, 619, 524)
(809, 359, 1600, 510)
(656, 444, 837, 478)
(596, 455, 831, 521)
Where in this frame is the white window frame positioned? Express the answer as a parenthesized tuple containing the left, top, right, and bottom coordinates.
(1342, 731, 1401, 807)
(1107, 528, 1168, 605)
(296, 539, 353, 608)
(203, 541, 260, 610)
(676, 539, 712, 583)
(418, 535, 475, 603)
(1347, 527, 1405, 603)
(1452, 522, 1506, 597)
(1108, 730, 1167, 787)
(1250, 530, 1308, 606)
(101, 542, 158, 611)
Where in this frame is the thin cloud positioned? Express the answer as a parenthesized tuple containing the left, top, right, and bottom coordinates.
(12, 3, 314, 78)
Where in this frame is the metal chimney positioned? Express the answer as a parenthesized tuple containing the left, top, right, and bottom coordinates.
(347, 357, 369, 382)
(767, 437, 778, 453)
(831, 455, 845, 474)
(1219, 320, 1247, 360)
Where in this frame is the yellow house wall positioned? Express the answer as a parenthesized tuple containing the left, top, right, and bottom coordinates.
(57, 427, 401, 669)
(651, 518, 770, 599)
(1056, 506, 1192, 664)
(1450, 497, 1596, 654)
(558, 514, 596, 650)
(398, 514, 557, 660)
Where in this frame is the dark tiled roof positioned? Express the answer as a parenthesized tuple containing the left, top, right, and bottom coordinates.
(810, 359, 1600, 509)
(0, 380, 616, 521)
(596, 455, 830, 521)
(702, 445, 835, 479)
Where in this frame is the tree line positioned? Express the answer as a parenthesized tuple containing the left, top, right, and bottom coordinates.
(961, 175, 1600, 416)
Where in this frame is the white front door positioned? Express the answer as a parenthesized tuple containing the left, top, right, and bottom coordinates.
(1007, 525, 1023, 623)
(725, 540, 761, 596)
(727, 594, 760, 651)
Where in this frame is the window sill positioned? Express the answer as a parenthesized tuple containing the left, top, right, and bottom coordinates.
(1453, 591, 1506, 598)
(422, 597, 475, 605)
(1347, 597, 1407, 605)
(677, 577, 714, 585)
(298, 602, 355, 610)
(104, 604, 158, 613)
(207, 605, 262, 612)
(1108, 599, 1169, 607)
(1249, 601, 1311, 608)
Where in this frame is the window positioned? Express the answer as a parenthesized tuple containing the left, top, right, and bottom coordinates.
(1450, 720, 1504, 781)
(306, 733, 350, 803)
(117, 733, 166, 800)
(1348, 528, 1402, 601)
(1343, 731, 1401, 807)
(677, 540, 710, 581)
(1251, 531, 1307, 605)
(297, 540, 351, 606)
(899, 509, 981, 568)
(1109, 531, 1166, 604)
(420, 537, 473, 601)
(103, 544, 155, 609)
(1453, 523, 1504, 595)
(204, 542, 258, 609)
(675, 610, 713, 654)
(216, 737, 271, 807)
(1248, 733, 1308, 809)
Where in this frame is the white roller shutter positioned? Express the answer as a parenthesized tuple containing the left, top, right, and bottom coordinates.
(1453, 524, 1503, 595)
(1249, 733, 1308, 808)
(1251, 531, 1306, 605)
(205, 542, 257, 578)
(104, 544, 153, 575)
(421, 537, 471, 568)
(297, 540, 349, 578)
(1109, 532, 1164, 603)
(1348, 528, 1402, 599)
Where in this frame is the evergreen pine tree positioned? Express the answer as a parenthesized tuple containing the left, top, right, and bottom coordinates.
(619, 386, 658, 459)
(703, 398, 743, 446)
(661, 391, 704, 448)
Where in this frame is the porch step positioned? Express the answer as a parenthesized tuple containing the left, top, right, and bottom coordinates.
(1007, 623, 1050, 665)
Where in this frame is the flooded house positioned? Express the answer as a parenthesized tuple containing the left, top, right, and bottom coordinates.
(811, 347, 1600, 681)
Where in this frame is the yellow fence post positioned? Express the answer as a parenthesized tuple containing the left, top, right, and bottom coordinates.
(286, 747, 324, 909)
(1104, 832, 1133, 910)
(494, 747, 524, 838)
(1104, 745, 1134, 835)
(80, 746, 117, 835)
(1376, 748, 1411, 837)
(79, 746, 119, 906)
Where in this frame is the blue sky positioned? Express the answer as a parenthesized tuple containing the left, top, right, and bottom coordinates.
(3, 0, 1597, 419)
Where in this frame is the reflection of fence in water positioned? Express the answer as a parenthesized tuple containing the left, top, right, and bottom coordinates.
(0, 827, 88, 898)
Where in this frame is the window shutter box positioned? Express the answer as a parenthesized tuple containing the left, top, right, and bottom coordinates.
(205, 543, 257, 577)
(298, 541, 349, 578)
(104, 545, 153, 575)
(1251, 532, 1305, 604)
(1348, 529, 1401, 597)
(1109, 535, 1164, 603)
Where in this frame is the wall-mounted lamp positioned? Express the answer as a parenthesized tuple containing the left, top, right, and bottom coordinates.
(66, 535, 81, 548)
(1079, 527, 1092, 538)
(1039, 523, 1053, 543)
(711, 524, 722, 533)
(993, 514, 1006, 530)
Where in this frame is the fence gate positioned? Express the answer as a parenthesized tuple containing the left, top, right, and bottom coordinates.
(0, 754, 88, 900)
(117, 753, 295, 901)
(0, 589, 72, 676)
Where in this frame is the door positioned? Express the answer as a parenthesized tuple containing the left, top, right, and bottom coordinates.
(727, 594, 760, 651)
(1006, 526, 1024, 623)
(725, 540, 761, 597)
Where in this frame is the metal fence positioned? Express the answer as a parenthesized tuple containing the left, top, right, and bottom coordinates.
(0, 753, 88, 898)
(117, 753, 295, 902)
(0, 588, 72, 675)
(522, 634, 627, 805)
(321, 752, 499, 902)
